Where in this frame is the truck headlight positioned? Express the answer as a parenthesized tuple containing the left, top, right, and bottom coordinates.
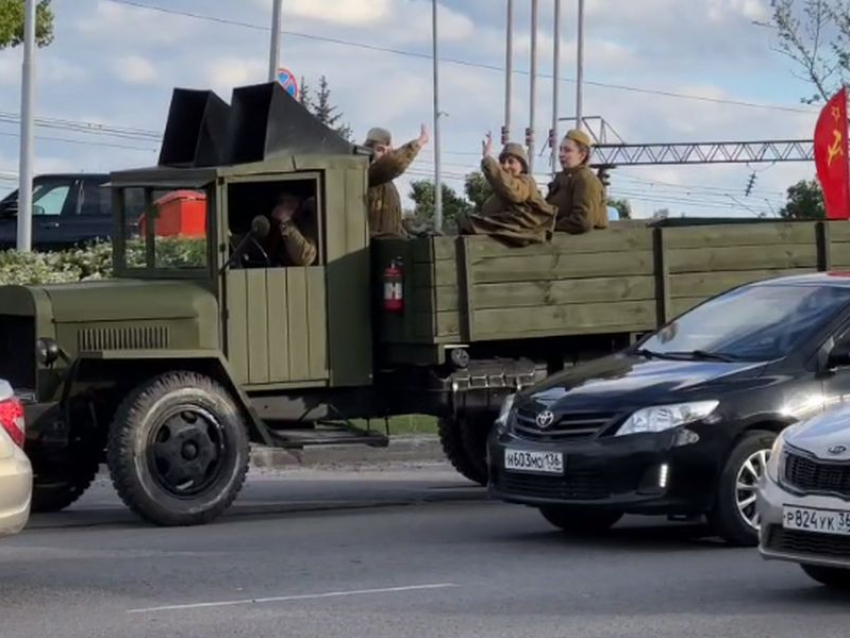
(35, 338, 60, 366)
(615, 400, 719, 437)
(494, 393, 516, 434)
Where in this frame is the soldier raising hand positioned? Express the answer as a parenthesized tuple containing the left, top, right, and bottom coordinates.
(457, 133, 556, 247)
(364, 124, 429, 239)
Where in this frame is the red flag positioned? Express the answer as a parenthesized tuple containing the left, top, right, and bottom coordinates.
(814, 87, 850, 220)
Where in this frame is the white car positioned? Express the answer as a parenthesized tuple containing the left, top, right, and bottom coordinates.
(758, 402, 850, 590)
(0, 379, 31, 536)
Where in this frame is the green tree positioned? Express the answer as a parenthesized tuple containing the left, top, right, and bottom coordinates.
(298, 75, 314, 112)
(408, 179, 473, 233)
(312, 75, 353, 141)
(607, 197, 632, 220)
(0, 0, 53, 49)
(763, 0, 850, 103)
(779, 178, 826, 219)
(464, 171, 492, 211)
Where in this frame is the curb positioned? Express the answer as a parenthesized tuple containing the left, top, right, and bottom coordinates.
(250, 434, 446, 470)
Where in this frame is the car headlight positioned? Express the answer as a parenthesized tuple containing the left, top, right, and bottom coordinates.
(765, 424, 802, 483)
(615, 400, 719, 436)
(494, 393, 516, 434)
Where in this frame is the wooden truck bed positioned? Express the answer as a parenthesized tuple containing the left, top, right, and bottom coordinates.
(373, 220, 850, 364)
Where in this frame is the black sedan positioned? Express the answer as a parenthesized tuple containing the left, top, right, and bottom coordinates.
(487, 273, 850, 546)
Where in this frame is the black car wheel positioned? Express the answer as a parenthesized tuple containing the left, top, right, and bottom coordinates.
(539, 506, 623, 534)
(107, 371, 250, 526)
(801, 564, 850, 590)
(708, 429, 776, 547)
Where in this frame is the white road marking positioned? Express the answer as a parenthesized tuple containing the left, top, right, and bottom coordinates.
(127, 583, 459, 614)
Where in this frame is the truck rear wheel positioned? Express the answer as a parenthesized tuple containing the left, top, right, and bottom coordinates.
(438, 416, 487, 485)
(30, 453, 100, 513)
(106, 371, 250, 526)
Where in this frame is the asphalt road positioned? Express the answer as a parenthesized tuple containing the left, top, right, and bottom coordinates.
(1, 463, 848, 638)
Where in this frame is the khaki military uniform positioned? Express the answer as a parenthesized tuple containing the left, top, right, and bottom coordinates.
(547, 165, 608, 234)
(264, 217, 317, 267)
(459, 156, 556, 246)
(367, 140, 422, 238)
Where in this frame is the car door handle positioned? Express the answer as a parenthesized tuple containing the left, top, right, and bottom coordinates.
(39, 221, 60, 228)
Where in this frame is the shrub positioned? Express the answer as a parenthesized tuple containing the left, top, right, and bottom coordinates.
(0, 237, 207, 286)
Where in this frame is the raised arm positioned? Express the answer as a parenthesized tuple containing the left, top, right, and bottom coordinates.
(481, 156, 533, 204)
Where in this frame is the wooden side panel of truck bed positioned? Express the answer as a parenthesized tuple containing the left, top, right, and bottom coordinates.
(373, 220, 850, 355)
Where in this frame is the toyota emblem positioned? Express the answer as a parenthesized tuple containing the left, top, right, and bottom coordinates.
(536, 410, 556, 429)
(828, 444, 848, 455)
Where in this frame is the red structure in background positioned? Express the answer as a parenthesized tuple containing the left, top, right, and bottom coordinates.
(814, 87, 850, 220)
(139, 190, 207, 237)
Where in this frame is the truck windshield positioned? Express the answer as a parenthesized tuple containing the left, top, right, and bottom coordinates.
(119, 185, 210, 273)
(638, 283, 850, 362)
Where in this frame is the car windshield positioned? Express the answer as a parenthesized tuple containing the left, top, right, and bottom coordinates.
(638, 283, 850, 362)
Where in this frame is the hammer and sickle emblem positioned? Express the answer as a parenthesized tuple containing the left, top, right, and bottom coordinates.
(828, 129, 844, 167)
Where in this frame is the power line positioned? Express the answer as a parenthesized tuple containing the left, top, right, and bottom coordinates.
(0, 129, 158, 153)
(102, 0, 817, 115)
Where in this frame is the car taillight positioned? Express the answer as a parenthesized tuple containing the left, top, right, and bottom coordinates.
(0, 397, 25, 448)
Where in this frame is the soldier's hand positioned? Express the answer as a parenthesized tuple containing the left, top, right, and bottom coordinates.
(417, 124, 430, 147)
(482, 132, 493, 157)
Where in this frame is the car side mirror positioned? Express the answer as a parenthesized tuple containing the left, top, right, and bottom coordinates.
(827, 342, 850, 370)
(0, 202, 17, 218)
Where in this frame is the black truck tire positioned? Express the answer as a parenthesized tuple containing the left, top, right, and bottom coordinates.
(707, 429, 776, 547)
(801, 564, 850, 590)
(539, 506, 624, 534)
(30, 454, 100, 513)
(106, 371, 250, 526)
(459, 413, 495, 484)
(438, 416, 487, 485)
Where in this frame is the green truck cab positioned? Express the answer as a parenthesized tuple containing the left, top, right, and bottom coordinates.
(0, 81, 842, 526)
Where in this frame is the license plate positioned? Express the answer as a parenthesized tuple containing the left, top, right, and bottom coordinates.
(504, 449, 564, 475)
(783, 505, 850, 536)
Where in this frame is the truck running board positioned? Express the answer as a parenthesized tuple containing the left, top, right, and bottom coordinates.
(266, 421, 390, 450)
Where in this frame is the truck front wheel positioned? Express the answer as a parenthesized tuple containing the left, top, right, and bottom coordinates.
(106, 371, 250, 526)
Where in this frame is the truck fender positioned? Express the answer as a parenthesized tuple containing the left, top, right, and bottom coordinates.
(71, 350, 274, 446)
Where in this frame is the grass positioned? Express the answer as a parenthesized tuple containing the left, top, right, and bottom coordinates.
(353, 415, 439, 436)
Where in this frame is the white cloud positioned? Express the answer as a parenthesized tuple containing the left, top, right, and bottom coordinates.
(113, 55, 158, 86)
(76, 1, 200, 45)
(203, 57, 266, 98)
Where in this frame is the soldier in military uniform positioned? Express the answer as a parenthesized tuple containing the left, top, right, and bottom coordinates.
(231, 193, 317, 268)
(546, 129, 608, 234)
(457, 133, 556, 246)
(264, 194, 318, 266)
(364, 124, 429, 238)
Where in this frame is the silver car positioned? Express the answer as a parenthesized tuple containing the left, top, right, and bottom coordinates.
(758, 401, 850, 589)
(0, 379, 31, 536)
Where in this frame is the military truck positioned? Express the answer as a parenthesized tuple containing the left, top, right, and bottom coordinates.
(0, 81, 842, 526)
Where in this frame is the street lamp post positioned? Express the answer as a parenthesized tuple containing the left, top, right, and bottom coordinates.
(551, 0, 561, 176)
(268, 0, 283, 82)
(432, 0, 443, 232)
(576, 0, 585, 131)
(17, 0, 36, 253)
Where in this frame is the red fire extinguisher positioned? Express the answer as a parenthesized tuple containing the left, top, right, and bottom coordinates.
(383, 257, 404, 313)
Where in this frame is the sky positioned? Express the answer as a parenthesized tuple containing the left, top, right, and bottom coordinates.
(0, 0, 830, 218)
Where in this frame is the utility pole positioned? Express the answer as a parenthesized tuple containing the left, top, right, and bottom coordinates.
(528, 0, 538, 174)
(432, 0, 443, 231)
(550, 0, 561, 176)
(576, 0, 585, 131)
(268, 0, 283, 82)
(503, 0, 513, 145)
(17, 0, 36, 252)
